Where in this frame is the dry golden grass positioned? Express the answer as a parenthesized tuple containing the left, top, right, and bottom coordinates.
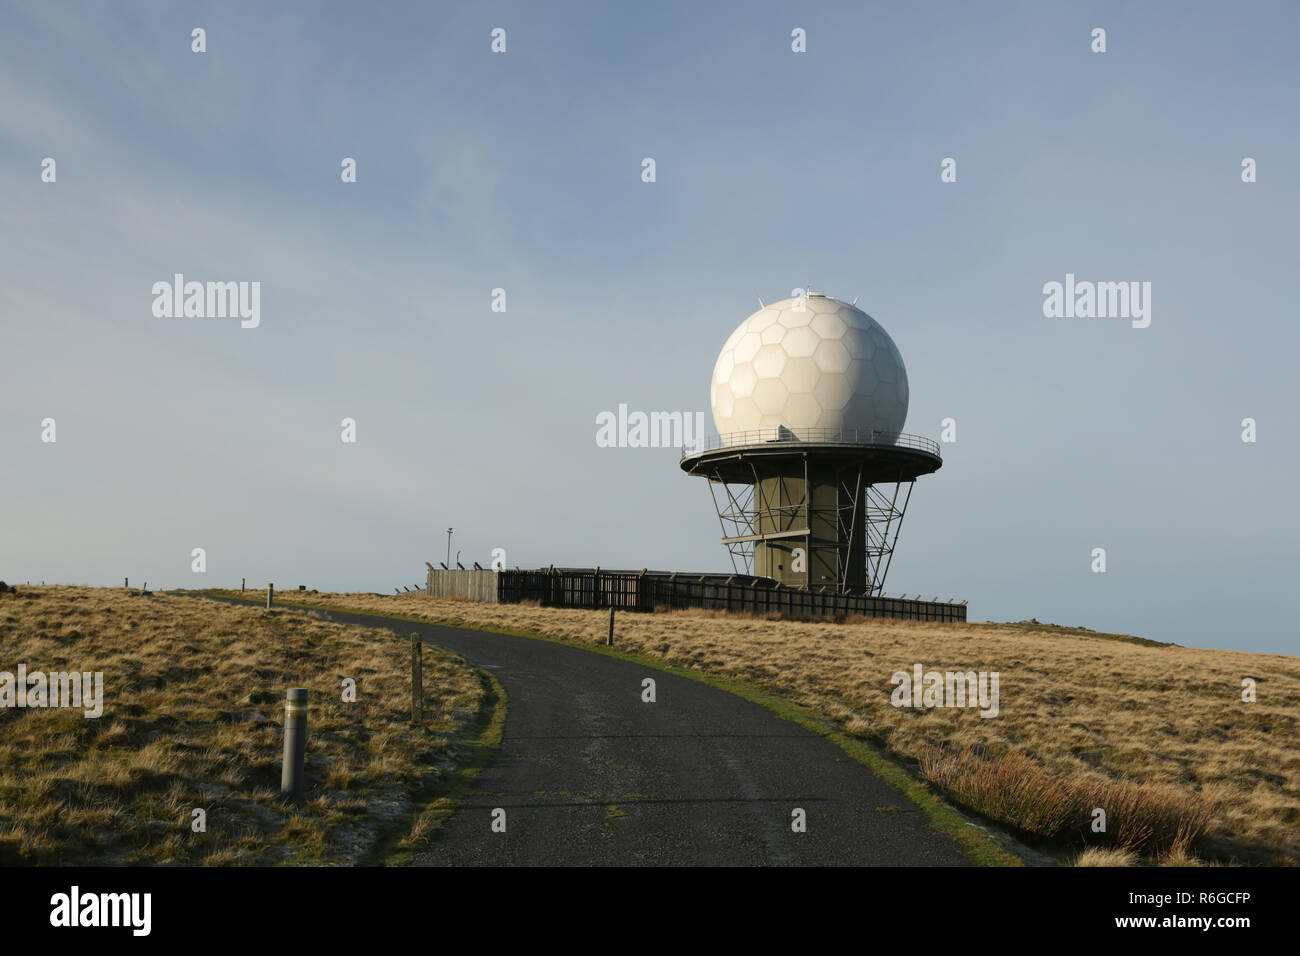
(0, 586, 486, 865)
(1074, 847, 1137, 867)
(244, 589, 1300, 864)
(919, 748, 1212, 857)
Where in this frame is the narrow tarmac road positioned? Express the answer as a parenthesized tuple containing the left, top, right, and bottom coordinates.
(309, 607, 974, 867)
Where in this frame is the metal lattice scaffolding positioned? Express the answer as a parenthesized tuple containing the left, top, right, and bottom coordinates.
(681, 429, 941, 595)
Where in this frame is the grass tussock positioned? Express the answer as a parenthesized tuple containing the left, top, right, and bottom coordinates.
(1074, 847, 1138, 867)
(919, 748, 1212, 858)
(197, 587, 1300, 864)
(0, 586, 486, 865)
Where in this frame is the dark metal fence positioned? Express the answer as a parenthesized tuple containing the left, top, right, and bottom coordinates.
(438, 567, 965, 623)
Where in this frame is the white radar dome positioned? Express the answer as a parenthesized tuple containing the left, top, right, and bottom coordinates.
(710, 293, 909, 437)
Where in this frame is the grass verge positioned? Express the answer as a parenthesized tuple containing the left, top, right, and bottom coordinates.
(382, 668, 507, 866)
(190, 589, 1024, 866)
(0, 586, 491, 865)
(205, 589, 1299, 866)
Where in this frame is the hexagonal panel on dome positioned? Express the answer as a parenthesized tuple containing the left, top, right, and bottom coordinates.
(782, 356, 820, 394)
(847, 357, 878, 393)
(813, 338, 851, 374)
(728, 362, 757, 399)
(713, 386, 734, 420)
(728, 396, 761, 432)
(751, 378, 789, 416)
(714, 350, 734, 384)
(783, 392, 824, 429)
(734, 332, 761, 364)
(777, 308, 814, 329)
(844, 327, 875, 360)
(844, 393, 879, 431)
(872, 348, 898, 383)
(872, 391, 905, 432)
(810, 311, 849, 339)
(812, 373, 853, 412)
(752, 343, 786, 379)
(782, 325, 819, 358)
(760, 323, 786, 344)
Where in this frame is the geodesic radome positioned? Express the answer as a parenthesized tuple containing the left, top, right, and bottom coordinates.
(709, 294, 909, 437)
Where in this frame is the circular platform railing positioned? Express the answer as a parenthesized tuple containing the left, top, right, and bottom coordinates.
(681, 427, 941, 460)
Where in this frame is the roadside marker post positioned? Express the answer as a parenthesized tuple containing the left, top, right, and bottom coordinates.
(410, 635, 424, 726)
(608, 608, 615, 647)
(267, 583, 274, 609)
(280, 688, 308, 801)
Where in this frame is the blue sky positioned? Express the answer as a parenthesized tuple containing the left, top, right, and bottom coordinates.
(2, 1, 1297, 654)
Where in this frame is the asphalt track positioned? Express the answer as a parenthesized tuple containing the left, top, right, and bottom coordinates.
(301, 606, 974, 867)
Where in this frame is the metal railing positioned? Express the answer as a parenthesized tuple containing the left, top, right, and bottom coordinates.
(682, 427, 941, 460)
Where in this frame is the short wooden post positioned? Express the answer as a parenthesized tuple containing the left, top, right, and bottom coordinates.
(280, 688, 308, 801)
(124, 577, 128, 588)
(241, 577, 246, 592)
(267, 583, 274, 608)
(410, 635, 423, 726)
(607, 607, 615, 647)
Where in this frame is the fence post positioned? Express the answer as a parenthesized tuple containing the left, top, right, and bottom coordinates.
(124, 577, 128, 588)
(410, 635, 423, 726)
(241, 577, 245, 592)
(607, 607, 615, 647)
(280, 688, 308, 800)
(267, 583, 274, 609)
